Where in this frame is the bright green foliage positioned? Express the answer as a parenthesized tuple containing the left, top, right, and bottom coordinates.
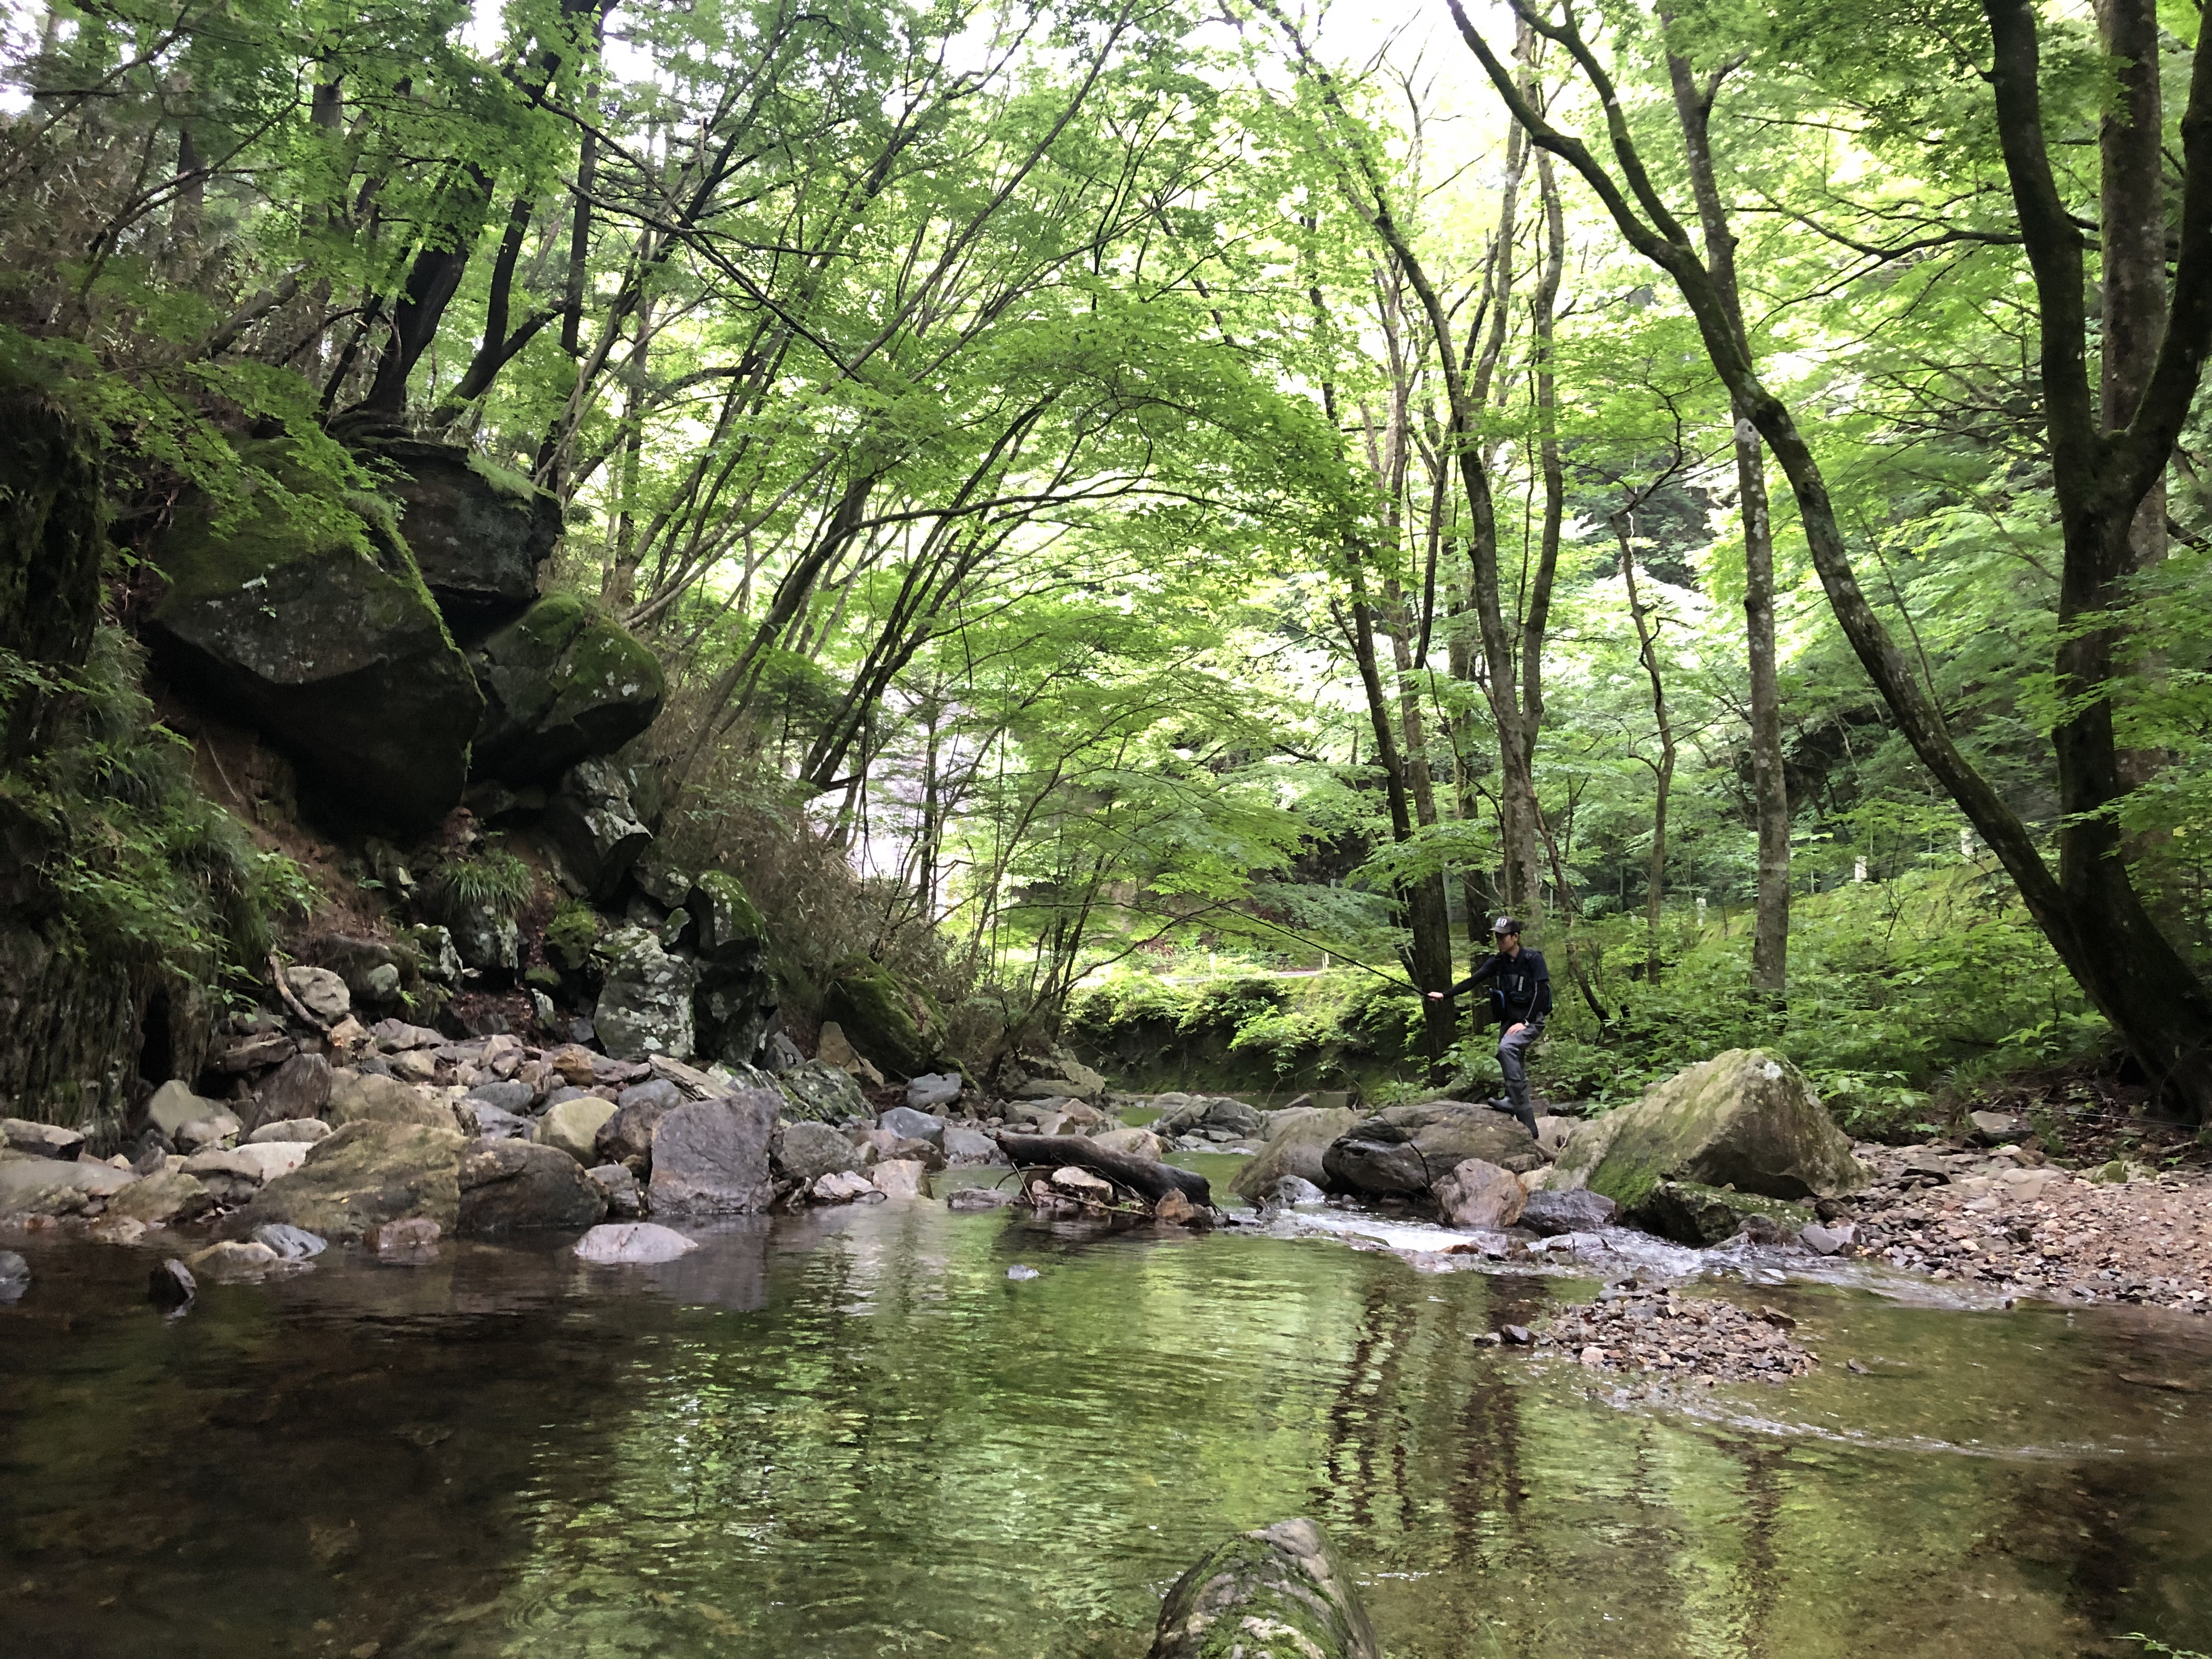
(421, 849, 535, 928)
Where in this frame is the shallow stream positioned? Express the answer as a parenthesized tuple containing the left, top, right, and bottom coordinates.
(4, 1197, 2210, 1658)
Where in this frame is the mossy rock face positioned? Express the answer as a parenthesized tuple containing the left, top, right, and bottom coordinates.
(366, 437, 559, 633)
(222, 1120, 464, 1243)
(1628, 1179, 1812, 1246)
(1147, 1518, 1378, 1659)
(0, 376, 104, 763)
(146, 447, 481, 834)
(822, 958, 939, 1079)
(686, 871, 765, 963)
(1554, 1048, 1868, 1210)
(469, 593, 665, 785)
(776, 1058, 868, 1123)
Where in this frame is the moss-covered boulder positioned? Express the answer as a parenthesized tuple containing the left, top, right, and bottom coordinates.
(1554, 1048, 1868, 1210)
(469, 593, 665, 784)
(369, 437, 559, 631)
(222, 1120, 463, 1242)
(776, 1058, 868, 1123)
(1628, 1179, 1812, 1245)
(145, 447, 482, 833)
(543, 758, 650, 903)
(822, 957, 939, 1079)
(1147, 1518, 1378, 1659)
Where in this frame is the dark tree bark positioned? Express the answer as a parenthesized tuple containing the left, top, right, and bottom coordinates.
(1663, 40, 1791, 994)
(1451, 0, 2212, 1118)
(1614, 512, 1677, 988)
(994, 1133, 1213, 1206)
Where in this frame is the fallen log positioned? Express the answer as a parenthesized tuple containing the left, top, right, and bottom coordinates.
(992, 1132, 1211, 1207)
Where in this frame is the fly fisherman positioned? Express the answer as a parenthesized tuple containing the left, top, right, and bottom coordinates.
(1426, 917, 1550, 1137)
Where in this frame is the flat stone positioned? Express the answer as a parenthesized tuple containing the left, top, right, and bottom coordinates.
(2, 1118, 84, 1160)
(1049, 1165, 1114, 1200)
(775, 1120, 863, 1186)
(906, 1071, 962, 1111)
(251, 1223, 328, 1260)
(188, 1239, 283, 1277)
(575, 1221, 699, 1264)
(0, 1157, 137, 1212)
(371, 1019, 445, 1052)
(217, 1032, 297, 1073)
(877, 1105, 945, 1146)
(811, 1169, 879, 1203)
(946, 1184, 1015, 1212)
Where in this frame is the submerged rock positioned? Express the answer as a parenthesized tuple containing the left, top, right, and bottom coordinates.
(1147, 1517, 1378, 1659)
(574, 1221, 697, 1265)
(0, 1249, 28, 1301)
(1553, 1049, 1867, 1210)
(149, 1258, 196, 1310)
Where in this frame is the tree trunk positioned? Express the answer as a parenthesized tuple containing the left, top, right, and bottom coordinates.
(1616, 512, 1677, 987)
(1663, 41, 1790, 992)
(993, 1135, 1212, 1207)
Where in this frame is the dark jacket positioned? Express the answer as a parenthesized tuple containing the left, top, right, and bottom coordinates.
(1449, 947, 1551, 1025)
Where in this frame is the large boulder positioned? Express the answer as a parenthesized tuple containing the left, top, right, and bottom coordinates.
(458, 1139, 609, 1234)
(144, 448, 482, 834)
(776, 1059, 868, 1123)
(1519, 1188, 1617, 1236)
(544, 758, 650, 904)
(647, 1091, 778, 1216)
(370, 437, 559, 631)
(594, 926, 699, 1061)
(108, 1168, 213, 1225)
(223, 1121, 463, 1242)
(1552, 1049, 1868, 1209)
(1147, 1519, 1378, 1659)
(1322, 1107, 1541, 1198)
(1155, 1094, 1266, 1137)
(1229, 1108, 1359, 1201)
(469, 593, 664, 784)
(686, 871, 775, 1068)
(0, 1156, 137, 1213)
(252, 1052, 332, 1125)
(821, 957, 938, 1079)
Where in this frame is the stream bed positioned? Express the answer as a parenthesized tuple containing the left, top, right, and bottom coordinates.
(4, 1199, 2210, 1659)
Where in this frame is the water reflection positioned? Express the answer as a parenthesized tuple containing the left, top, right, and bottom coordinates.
(2, 1204, 2208, 1659)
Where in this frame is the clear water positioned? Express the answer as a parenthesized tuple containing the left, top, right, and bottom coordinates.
(3, 1201, 2209, 1659)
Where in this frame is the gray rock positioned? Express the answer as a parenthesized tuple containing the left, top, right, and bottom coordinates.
(614, 1078, 682, 1114)
(459, 1101, 531, 1140)
(2, 1117, 84, 1160)
(1147, 1518, 1378, 1659)
(647, 1091, 778, 1216)
(217, 1031, 296, 1073)
(370, 1018, 445, 1052)
(252, 1052, 333, 1125)
(145, 1079, 224, 1139)
(877, 1105, 945, 1146)
(1517, 1188, 1617, 1237)
(1156, 1094, 1265, 1137)
(250, 1223, 328, 1259)
(586, 1163, 644, 1218)
(776, 1058, 868, 1123)
(1006, 1264, 1041, 1280)
(940, 1126, 1006, 1166)
(449, 904, 522, 975)
(593, 926, 699, 1060)
(0, 1249, 27, 1301)
(469, 593, 664, 785)
(760, 1030, 805, 1073)
(175, 1111, 242, 1152)
(223, 1121, 463, 1243)
(907, 1071, 963, 1111)
(1231, 1108, 1361, 1201)
(458, 1139, 610, 1234)
(775, 1120, 864, 1186)
(247, 1116, 330, 1146)
(1434, 1159, 1526, 1231)
(632, 852, 693, 909)
(594, 1093, 680, 1169)
(545, 758, 650, 904)
(1967, 1109, 2030, 1146)
(0, 1156, 137, 1212)
(1799, 1221, 1855, 1256)
(466, 1079, 537, 1114)
(1265, 1175, 1327, 1207)
(1323, 1108, 1541, 1197)
(946, 1184, 1016, 1212)
(107, 1169, 212, 1225)
(811, 1169, 878, 1203)
(574, 1221, 697, 1265)
(283, 964, 352, 1022)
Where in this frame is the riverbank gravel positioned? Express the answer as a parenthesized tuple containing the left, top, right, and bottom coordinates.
(1516, 1284, 1819, 1385)
(1838, 1143, 2212, 1313)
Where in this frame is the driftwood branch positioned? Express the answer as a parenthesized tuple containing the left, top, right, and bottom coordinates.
(994, 1132, 1212, 1207)
(268, 951, 331, 1034)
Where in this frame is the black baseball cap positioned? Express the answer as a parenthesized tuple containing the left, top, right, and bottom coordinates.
(1492, 916, 1521, 936)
